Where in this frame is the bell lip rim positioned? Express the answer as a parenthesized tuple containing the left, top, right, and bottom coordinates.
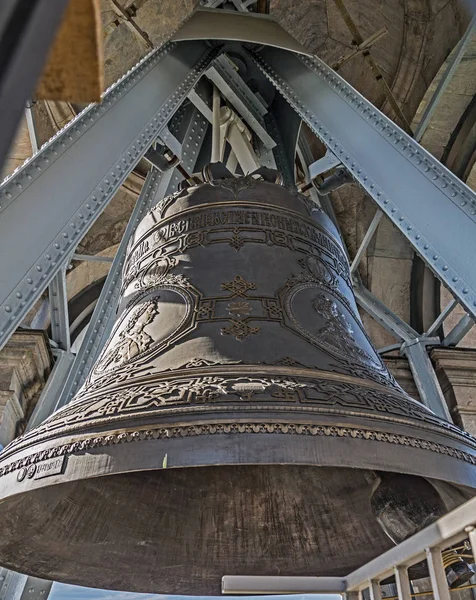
(1, 418, 476, 500)
(1, 395, 474, 465)
(3, 363, 473, 462)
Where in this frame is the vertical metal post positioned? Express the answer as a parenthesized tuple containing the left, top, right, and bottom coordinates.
(394, 566, 411, 600)
(48, 265, 70, 351)
(212, 85, 221, 162)
(426, 547, 451, 600)
(369, 580, 382, 600)
(24, 100, 38, 154)
(467, 527, 476, 566)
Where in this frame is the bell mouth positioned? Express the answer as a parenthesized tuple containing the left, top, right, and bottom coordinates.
(0, 464, 396, 595)
(0, 410, 475, 595)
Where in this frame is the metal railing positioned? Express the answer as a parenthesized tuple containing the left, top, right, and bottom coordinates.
(222, 495, 476, 598)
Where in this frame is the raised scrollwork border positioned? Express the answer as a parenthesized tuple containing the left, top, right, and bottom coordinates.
(2, 421, 476, 482)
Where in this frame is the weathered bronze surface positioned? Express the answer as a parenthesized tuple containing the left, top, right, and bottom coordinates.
(0, 175, 476, 594)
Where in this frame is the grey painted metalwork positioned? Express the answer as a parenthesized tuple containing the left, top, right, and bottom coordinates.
(221, 575, 346, 594)
(206, 55, 275, 150)
(24, 101, 38, 154)
(172, 9, 310, 56)
(353, 282, 417, 342)
(425, 298, 458, 337)
(414, 16, 476, 142)
(350, 210, 383, 274)
(72, 254, 114, 263)
(158, 126, 183, 159)
(212, 85, 221, 163)
(308, 150, 342, 180)
(0, 570, 51, 600)
(402, 339, 451, 420)
(251, 46, 476, 321)
(394, 567, 411, 600)
(189, 87, 214, 123)
(369, 580, 383, 600)
(165, 107, 209, 194)
(263, 111, 295, 188)
(0, 40, 217, 352)
(442, 313, 475, 346)
(0, 0, 69, 173)
(4, 177, 475, 593)
(296, 133, 323, 209)
(426, 548, 452, 600)
(26, 350, 75, 430)
(56, 168, 168, 408)
(48, 266, 70, 351)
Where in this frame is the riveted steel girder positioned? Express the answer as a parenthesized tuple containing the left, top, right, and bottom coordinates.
(251, 47, 476, 321)
(57, 107, 210, 407)
(0, 41, 218, 350)
(56, 168, 168, 409)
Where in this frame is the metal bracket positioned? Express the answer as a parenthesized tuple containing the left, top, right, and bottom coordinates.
(308, 150, 342, 179)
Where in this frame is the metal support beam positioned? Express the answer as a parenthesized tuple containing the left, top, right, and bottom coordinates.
(24, 101, 38, 154)
(57, 106, 210, 406)
(221, 575, 346, 595)
(350, 210, 383, 273)
(442, 313, 474, 347)
(330, 0, 411, 134)
(353, 283, 418, 342)
(166, 107, 209, 194)
(296, 132, 324, 209)
(0, 40, 217, 351)
(109, 0, 153, 49)
(25, 349, 75, 430)
(414, 16, 476, 142)
(263, 110, 295, 188)
(332, 26, 388, 71)
(0, 0, 70, 173)
(426, 547, 451, 600)
(48, 266, 70, 351)
(56, 168, 168, 408)
(369, 580, 382, 600)
(425, 298, 458, 337)
(251, 47, 476, 321)
(212, 85, 221, 163)
(206, 54, 275, 150)
(309, 150, 342, 180)
(402, 339, 451, 420)
(72, 253, 114, 263)
(394, 567, 411, 600)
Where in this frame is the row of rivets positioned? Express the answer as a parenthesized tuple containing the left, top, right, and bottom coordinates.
(1, 47, 216, 342)
(251, 50, 476, 310)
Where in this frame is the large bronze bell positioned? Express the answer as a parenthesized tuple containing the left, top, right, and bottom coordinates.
(0, 172, 476, 595)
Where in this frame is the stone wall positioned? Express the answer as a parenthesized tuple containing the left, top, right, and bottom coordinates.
(0, 331, 51, 449)
(432, 348, 476, 436)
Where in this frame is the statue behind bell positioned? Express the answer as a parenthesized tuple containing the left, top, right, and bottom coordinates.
(0, 174, 475, 595)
